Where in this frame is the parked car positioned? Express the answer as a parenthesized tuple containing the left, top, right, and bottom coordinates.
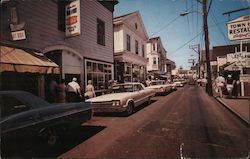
(173, 81, 184, 87)
(86, 83, 155, 115)
(0, 90, 92, 150)
(146, 80, 172, 95)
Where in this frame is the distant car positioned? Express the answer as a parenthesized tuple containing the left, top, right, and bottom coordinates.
(86, 83, 155, 115)
(173, 81, 184, 87)
(146, 80, 172, 95)
(0, 91, 92, 149)
(169, 82, 177, 91)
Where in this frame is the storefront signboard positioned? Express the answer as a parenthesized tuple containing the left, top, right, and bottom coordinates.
(65, 0, 81, 37)
(227, 15, 250, 41)
(11, 30, 26, 41)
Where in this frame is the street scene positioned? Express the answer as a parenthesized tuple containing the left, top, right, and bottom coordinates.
(0, 0, 249, 158)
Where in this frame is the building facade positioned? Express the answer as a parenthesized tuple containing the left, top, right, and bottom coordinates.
(146, 37, 167, 79)
(0, 0, 117, 97)
(113, 11, 148, 83)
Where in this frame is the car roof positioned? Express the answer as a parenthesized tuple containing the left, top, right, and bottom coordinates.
(0, 90, 51, 108)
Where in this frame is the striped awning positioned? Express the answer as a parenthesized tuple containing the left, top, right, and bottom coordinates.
(0, 46, 59, 74)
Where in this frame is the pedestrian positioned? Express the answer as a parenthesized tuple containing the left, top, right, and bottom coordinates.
(84, 80, 96, 99)
(67, 77, 82, 102)
(226, 74, 234, 98)
(49, 79, 58, 103)
(58, 79, 66, 103)
(232, 79, 239, 98)
(215, 74, 225, 98)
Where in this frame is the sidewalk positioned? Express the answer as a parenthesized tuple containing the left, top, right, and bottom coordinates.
(215, 96, 249, 124)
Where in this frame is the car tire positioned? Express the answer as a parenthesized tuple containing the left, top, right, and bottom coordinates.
(126, 102, 134, 116)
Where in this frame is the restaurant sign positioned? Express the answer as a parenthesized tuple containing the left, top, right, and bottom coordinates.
(65, 0, 81, 37)
(227, 15, 250, 41)
(11, 30, 26, 41)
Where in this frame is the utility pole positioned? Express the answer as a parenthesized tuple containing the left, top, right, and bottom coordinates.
(203, 0, 213, 96)
(189, 44, 201, 78)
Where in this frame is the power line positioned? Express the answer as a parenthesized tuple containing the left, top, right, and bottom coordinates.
(150, 2, 198, 37)
(207, 0, 213, 15)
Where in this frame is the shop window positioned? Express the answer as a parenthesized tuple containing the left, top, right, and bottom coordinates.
(97, 18, 105, 45)
(135, 40, 139, 54)
(86, 60, 112, 91)
(126, 34, 131, 51)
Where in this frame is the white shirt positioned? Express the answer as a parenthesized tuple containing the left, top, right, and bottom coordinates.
(67, 81, 80, 93)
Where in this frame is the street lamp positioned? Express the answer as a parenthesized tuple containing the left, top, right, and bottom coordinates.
(180, 0, 213, 96)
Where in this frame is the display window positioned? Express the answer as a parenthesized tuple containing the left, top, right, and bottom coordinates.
(85, 60, 113, 91)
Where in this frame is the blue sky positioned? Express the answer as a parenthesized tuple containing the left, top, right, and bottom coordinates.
(114, 0, 249, 69)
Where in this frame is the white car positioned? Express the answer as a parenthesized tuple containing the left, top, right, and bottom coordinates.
(146, 80, 172, 95)
(86, 83, 155, 115)
(173, 81, 184, 87)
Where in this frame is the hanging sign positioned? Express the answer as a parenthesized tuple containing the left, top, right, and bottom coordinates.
(227, 15, 250, 41)
(65, 0, 81, 37)
(11, 30, 26, 41)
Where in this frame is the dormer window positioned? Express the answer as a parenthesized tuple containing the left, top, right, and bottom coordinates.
(135, 23, 138, 30)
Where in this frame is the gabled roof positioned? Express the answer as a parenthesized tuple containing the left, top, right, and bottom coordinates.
(113, 11, 148, 40)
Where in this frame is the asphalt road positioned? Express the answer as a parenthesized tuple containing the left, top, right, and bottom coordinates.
(58, 85, 248, 159)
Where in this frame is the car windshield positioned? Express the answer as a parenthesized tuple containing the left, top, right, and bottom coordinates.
(112, 84, 134, 93)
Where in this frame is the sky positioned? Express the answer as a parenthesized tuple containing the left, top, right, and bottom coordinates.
(113, 0, 250, 69)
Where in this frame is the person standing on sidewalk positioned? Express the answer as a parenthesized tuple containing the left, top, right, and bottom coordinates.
(226, 74, 234, 98)
(84, 80, 96, 99)
(215, 74, 225, 98)
(58, 79, 66, 103)
(67, 77, 82, 102)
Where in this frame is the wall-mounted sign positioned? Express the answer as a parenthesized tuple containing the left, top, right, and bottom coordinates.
(11, 30, 26, 41)
(65, 0, 81, 37)
(227, 15, 250, 41)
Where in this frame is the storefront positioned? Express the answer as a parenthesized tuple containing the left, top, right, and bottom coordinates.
(0, 45, 59, 98)
(85, 59, 114, 95)
(114, 52, 147, 83)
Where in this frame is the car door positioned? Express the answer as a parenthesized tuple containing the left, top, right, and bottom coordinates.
(133, 84, 143, 107)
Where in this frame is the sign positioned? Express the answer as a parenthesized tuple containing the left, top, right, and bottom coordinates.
(227, 15, 250, 41)
(227, 52, 250, 68)
(11, 30, 26, 41)
(240, 74, 250, 83)
(65, 0, 81, 37)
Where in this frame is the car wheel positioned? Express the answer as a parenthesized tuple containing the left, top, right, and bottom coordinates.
(147, 97, 151, 105)
(126, 102, 134, 116)
(46, 127, 58, 146)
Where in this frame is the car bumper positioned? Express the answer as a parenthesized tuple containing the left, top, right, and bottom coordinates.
(92, 105, 127, 113)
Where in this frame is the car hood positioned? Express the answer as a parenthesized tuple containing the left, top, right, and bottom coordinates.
(86, 92, 135, 102)
(146, 85, 165, 89)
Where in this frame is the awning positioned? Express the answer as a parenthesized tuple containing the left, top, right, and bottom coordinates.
(0, 46, 59, 74)
(114, 52, 147, 66)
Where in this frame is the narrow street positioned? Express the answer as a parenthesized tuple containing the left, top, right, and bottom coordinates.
(58, 85, 248, 159)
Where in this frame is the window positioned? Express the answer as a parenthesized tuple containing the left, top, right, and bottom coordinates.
(153, 57, 156, 64)
(153, 43, 156, 51)
(86, 60, 112, 91)
(57, 1, 68, 32)
(142, 44, 145, 57)
(147, 58, 149, 63)
(97, 18, 105, 45)
(135, 23, 138, 30)
(1, 95, 30, 118)
(158, 58, 160, 65)
(126, 34, 131, 51)
(135, 40, 139, 54)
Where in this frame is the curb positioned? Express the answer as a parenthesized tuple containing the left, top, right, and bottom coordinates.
(214, 97, 249, 126)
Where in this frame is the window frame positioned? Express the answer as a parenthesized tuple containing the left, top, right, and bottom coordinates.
(97, 18, 105, 46)
(126, 34, 131, 51)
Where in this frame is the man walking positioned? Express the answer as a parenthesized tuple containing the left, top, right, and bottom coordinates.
(67, 77, 82, 102)
(215, 73, 225, 98)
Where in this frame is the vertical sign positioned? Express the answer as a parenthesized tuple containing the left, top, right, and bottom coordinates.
(65, 0, 81, 37)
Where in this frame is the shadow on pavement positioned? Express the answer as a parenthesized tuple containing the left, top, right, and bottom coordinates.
(1, 125, 106, 158)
